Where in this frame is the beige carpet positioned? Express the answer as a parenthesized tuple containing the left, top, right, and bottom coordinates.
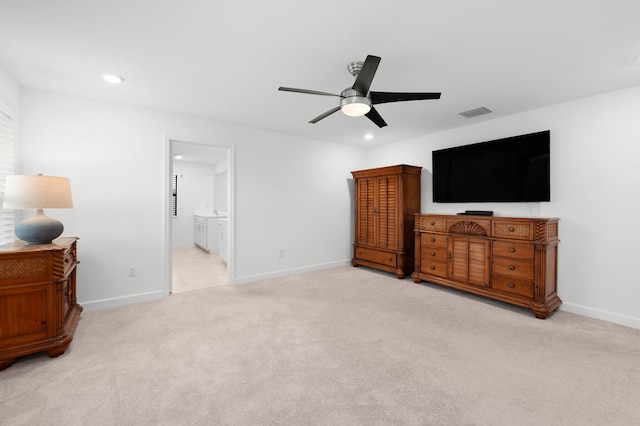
(1, 266, 639, 425)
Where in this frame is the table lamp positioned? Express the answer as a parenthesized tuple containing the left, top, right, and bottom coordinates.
(2, 174, 73, 244)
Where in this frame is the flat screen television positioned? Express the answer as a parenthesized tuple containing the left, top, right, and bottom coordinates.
(432, 130, 550, 203)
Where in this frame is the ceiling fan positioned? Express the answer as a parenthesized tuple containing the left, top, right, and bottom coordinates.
(278, 55, 441, 128)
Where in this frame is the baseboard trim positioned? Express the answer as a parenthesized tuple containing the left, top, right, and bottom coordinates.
(80, 290, 166, 312)
(233, 260, 351, 285)
(561, 302, 640, 329)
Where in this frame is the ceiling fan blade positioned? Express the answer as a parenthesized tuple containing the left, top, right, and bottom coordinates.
(370, 91, 441, 105)
(278, 87, 341, 97)
(352, 55, 381, 95)
(309, 106, 341, 123)
(365, 107, 387, 128)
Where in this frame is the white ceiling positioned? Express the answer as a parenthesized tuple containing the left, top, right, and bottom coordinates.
(171, 140, 226, 165)
(1, 0, 639, 148)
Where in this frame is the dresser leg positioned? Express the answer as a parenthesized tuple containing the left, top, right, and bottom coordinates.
(47, 347, 67, 358)
(0, 358, 15, 371)
(531, 297, 562, 319)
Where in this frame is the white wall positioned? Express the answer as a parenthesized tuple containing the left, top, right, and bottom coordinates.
(233, 126, 363, 281)
(0, 64, 19, 112)
(12, 79, 640, 329)
(214, 171, 227, 211)
(366, 84, 640, 329)
(18, 88, 366, 310)
(171, 160, 216, 247)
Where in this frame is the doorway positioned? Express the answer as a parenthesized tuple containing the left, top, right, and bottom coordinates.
(165, 139, 234, 294)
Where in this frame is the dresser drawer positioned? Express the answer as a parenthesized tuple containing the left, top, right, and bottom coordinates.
(420, 260, 447, 277)
(355, 247, 397, 267)
(492, 241, 534, 260)
(421, 233, 447, 248)
(62, 245, 76, 277)
(492, 257, 534, 280)
(492, 274, 533, 298)
(421, 247, 447, 263)
(418, 216, 446, 232)
(492, 221, 534, 241)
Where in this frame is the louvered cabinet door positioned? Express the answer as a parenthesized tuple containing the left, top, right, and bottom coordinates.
(448, 236, 490, 287)
(355, 175, 400, 250)
(375, 175, 398, 251)
(355, 177, 377, 247)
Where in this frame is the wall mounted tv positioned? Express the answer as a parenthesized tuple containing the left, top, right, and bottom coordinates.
(432, 130, 550, 203)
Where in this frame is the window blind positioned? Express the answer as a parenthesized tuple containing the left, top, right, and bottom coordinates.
(0, 109, 15, 245)
(171, 175, 178, 217)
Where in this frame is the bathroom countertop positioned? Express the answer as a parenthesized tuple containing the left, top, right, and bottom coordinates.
(194, 211, 227, 218)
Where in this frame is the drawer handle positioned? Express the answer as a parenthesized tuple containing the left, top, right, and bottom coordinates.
(429, 221, 435, 226)
(430, 237, 436, 242)
(508, 226, 515, 232)
(508, 265, 515, 271)
(508, 247, 515, 253)
(430, 251, 436, 256)
(508, 282, 515, 288)
(388, 257, 393, 261)
(430, 266, 436, 270)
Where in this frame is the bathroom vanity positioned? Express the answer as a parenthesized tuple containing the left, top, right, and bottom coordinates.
(193, 211, 226, 254)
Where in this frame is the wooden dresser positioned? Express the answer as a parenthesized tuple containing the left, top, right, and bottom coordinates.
(0, 237, 81, 370)
(351, 165, 422, 278)
(412, 214, 560, 318)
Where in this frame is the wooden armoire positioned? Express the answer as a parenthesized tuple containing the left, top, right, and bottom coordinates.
(351, 164, 422, 278)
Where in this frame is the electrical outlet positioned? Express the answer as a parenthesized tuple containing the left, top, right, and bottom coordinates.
(278, 249, 285, 258)
(128, 265, 137, 277)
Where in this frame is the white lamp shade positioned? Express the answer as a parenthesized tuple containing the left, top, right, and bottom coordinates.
(3, 175, 73, 209)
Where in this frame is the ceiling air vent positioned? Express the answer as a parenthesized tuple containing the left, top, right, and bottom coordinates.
(459, 106, 492, 119)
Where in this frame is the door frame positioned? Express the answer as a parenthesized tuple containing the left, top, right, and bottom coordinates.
(163, 136, 235, 294)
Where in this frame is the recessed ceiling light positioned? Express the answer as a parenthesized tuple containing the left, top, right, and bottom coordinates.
(174, 154, 183, 160)
(364, 134, 374, 140)
(103, 73, 124, 84)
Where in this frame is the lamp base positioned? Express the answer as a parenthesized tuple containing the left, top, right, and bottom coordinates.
(15, 209, 64, 245)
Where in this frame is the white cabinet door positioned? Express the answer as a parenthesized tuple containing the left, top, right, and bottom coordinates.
(194, 216, 222, 253)
(194, 217, 207, 250)
(207, 217, 219, 254)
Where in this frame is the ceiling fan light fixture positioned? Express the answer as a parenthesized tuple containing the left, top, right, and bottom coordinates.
(341, 101, 371, 117)
(340, 89, 372, 117)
